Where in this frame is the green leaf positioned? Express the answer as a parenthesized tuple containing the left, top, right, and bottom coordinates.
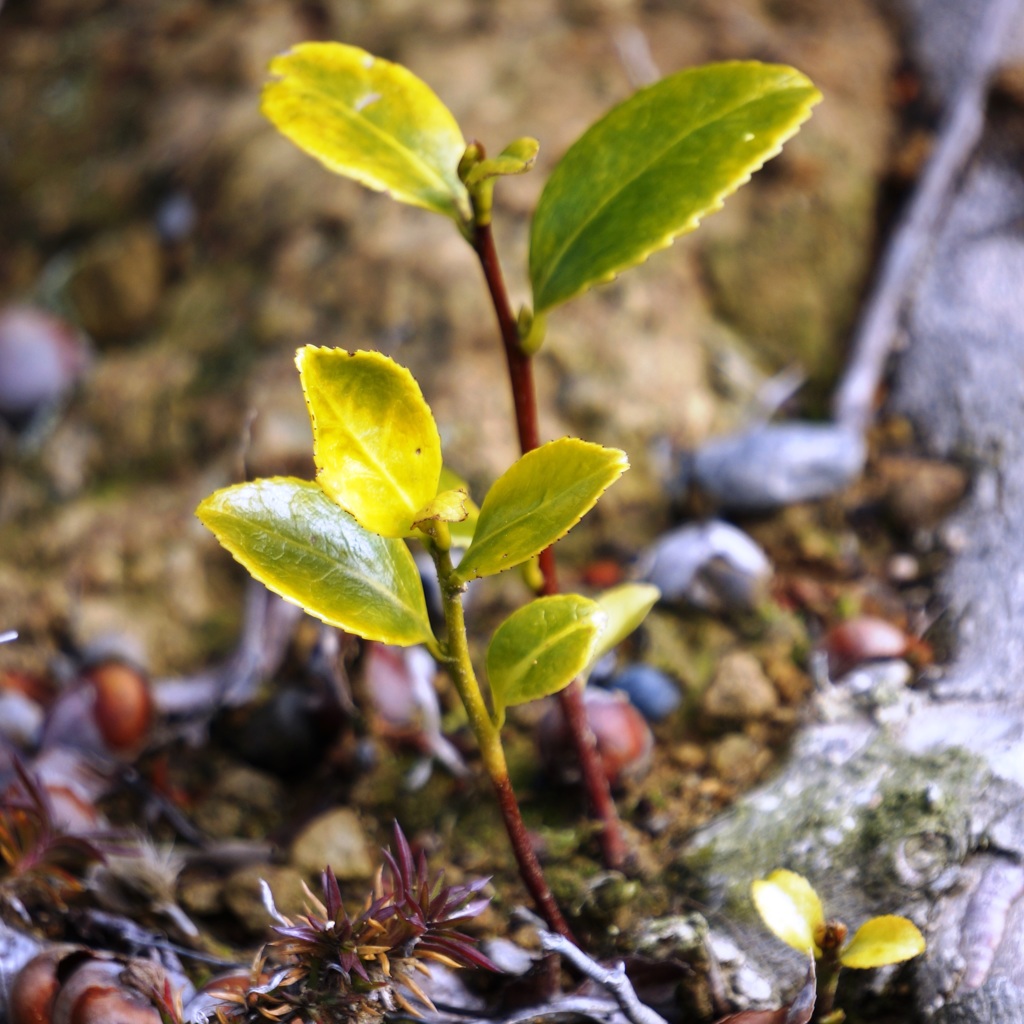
(452, 438, 628, 583)
(589, 583, 661, 668)
(464, 137, 540, 186)
(196, 477, 433, 647)
(487, 594, 606, 722)
(751, 869, 825, 957)
(262, 42, 471, 228)
(840, 915, 925, 969)
(297, 347, 442, 538)
(529, 62, 821, 314)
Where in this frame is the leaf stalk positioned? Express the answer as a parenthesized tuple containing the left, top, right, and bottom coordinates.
(431, 543, 574, 939)
(471, 215, 628, 871)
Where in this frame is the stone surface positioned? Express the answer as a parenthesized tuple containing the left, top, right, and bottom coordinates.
(289, 807, 374, 880)
(702, 651, 779, 723)
(223, 863, 308, 934)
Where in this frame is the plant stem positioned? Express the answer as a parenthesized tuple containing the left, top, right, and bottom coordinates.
(432, 545, 574, 940)
(814, 949, 842, 1021)
(471, 218, 628, 870)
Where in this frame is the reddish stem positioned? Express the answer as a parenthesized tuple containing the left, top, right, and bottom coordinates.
(492, 773, 574, 939)
(472, 219, 628, 870)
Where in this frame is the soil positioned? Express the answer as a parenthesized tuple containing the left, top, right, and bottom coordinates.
(0, 2, 965, 1021)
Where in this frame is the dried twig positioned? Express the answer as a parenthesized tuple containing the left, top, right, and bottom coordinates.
(539, 931, 670, 1024)
(833, 0, 1021, 432)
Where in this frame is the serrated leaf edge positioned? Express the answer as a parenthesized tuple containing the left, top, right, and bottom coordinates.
(532, 63, 821, 312)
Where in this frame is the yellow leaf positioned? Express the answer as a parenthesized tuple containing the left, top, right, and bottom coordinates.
(263, 43, 471, 228)
(297, 347, 442, 538)
(840, 915, 925, 969)
(751, 870, 825, 956)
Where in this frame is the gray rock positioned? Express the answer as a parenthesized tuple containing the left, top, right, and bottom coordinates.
(685, 422, 866, 512)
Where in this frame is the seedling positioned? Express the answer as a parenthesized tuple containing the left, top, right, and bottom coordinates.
(752, 868, 925, 1022)
(198, 41, 820, 934)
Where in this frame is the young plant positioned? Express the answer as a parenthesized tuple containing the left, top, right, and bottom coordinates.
(752, 868, 925, 1022)
(258, 45, 819, 870)
(198, 344, 647, 936)
(199, 42, 819, 932)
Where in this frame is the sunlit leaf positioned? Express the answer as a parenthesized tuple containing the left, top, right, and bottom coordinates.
(530, 62, 820, 314)
(487, 595, 606, 722)
(297, 347, 442, 538)
(840, 915, 925, 969)
(453, 438, 628, 583)
(197, 477, 433, 647)
(589, 582, 661, 668)
(751, 870, 825, 956)
(263, 43, 471, 227)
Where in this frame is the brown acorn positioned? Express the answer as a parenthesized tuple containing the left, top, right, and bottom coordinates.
(8, 949, 62, 1024)
(823, 617, 910, 680)
(42, 661, 153, 761)
(50, 959, 161, 1024)
(538, 688, 653, 787)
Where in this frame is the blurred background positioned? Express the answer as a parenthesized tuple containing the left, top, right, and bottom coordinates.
(0, 0, 905, 674)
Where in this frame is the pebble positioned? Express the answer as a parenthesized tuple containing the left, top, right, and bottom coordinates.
(223, 863, 308, 934)
(289, 806, 374, 880)
(708, 733, 770, 785)
(0, 305, 90, 430)
(878, 455, 968, 529)
(702, 651, 779, 723)
(638, 520, 772, 613)
(600, 663, 682, 721)
(683, 422, 866, 512)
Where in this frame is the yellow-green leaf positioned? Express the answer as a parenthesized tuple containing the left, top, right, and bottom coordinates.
(297, 347, 442, 538)
(196, 477, 433, 647)
(589, 583, 661, 668)
(263, 43, 471, 228)
(840, 915, 925, 969)
(751, 870, 825, 956)
(487, 594, 606, 723)
(530, 62, 821, 315)
(452, 438, 628, 583)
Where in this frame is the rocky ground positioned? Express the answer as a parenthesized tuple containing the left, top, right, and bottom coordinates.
(0, 1, 992, 1022)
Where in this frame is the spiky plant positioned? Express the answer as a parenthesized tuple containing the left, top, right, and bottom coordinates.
(209, 823, 496, 1024)
(0, 759, 104, 909)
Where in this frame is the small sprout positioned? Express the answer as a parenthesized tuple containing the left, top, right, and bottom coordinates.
(752, 868, 925, 1020)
